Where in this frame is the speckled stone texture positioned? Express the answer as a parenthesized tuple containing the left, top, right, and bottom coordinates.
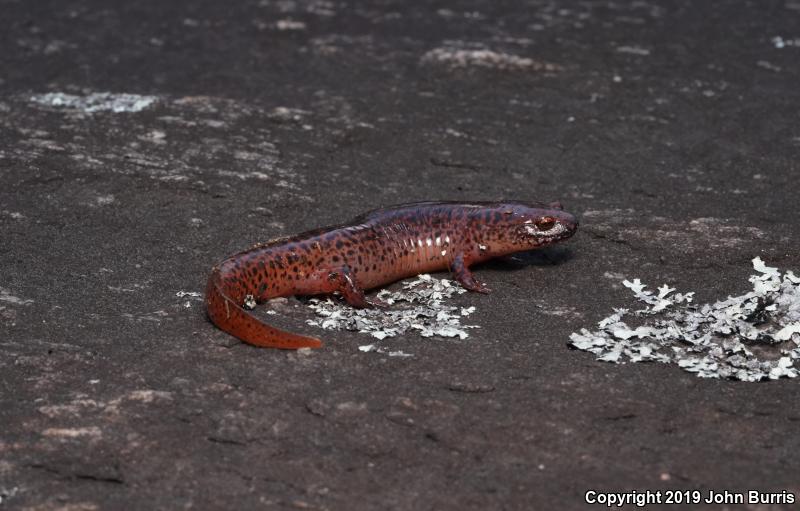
(1, 1, 799, 509)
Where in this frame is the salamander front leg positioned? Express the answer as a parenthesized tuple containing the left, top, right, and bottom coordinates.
(327, 266, 388, 308)
(451, 253, 491, 294)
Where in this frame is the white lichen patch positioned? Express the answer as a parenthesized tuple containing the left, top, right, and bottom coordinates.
(1, 210, 25, 220)
(122, 310, 169, 323)
(11, 94, 311, 201)
(772, 35, 800, 48)
(177, 290, 203, 308)
(38, 399, 102, 418)
(275, 19, 307, 30)
(570, 258, 800, 381)
(421, 44, 561, 72)
(37, 391, 171, 423)
(306, 275, 479, 346)
(216, 169, 271, 180)
(41, 426, 102, 439)
(358, 344, 414, 357)
(93, 194, 116, 206)
(126, 390, 173, 403)
(30, 92, 158, 113)
(268, 106, 311, 122)
(0, 287, 33, 306)
(140, 129, 167, 143)
(0, 486, 19, 505)
(616, 45, 651, 55)
(176, 291, 202, 299)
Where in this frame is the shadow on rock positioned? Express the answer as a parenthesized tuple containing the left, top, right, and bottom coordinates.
(480, 246, 575, 271)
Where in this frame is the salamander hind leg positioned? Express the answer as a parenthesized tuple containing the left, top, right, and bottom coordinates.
(323, 266, 388, 308)
(451, 253, 491, 294)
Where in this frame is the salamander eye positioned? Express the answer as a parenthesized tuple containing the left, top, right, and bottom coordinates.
(535, 217, 556, 231)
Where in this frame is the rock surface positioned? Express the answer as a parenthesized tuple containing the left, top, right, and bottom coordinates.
(1, 1, 799, 509)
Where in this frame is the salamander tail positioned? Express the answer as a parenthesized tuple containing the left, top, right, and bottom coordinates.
(205, 268, 323, 349)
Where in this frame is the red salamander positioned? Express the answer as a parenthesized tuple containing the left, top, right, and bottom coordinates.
(206, 201, 578, 349)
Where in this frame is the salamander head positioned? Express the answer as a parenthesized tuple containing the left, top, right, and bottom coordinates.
(472, 201, 578, 256)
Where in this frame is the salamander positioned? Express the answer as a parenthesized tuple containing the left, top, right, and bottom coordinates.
(206, 201, 578, 349)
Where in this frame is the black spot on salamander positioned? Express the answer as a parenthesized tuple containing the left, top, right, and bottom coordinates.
(332, 255, 340, 262)
(335, 240, 344, 249)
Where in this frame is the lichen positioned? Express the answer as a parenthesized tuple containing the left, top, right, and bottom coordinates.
(570, 258, 800, 381)
(305, 275, 479, 352)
